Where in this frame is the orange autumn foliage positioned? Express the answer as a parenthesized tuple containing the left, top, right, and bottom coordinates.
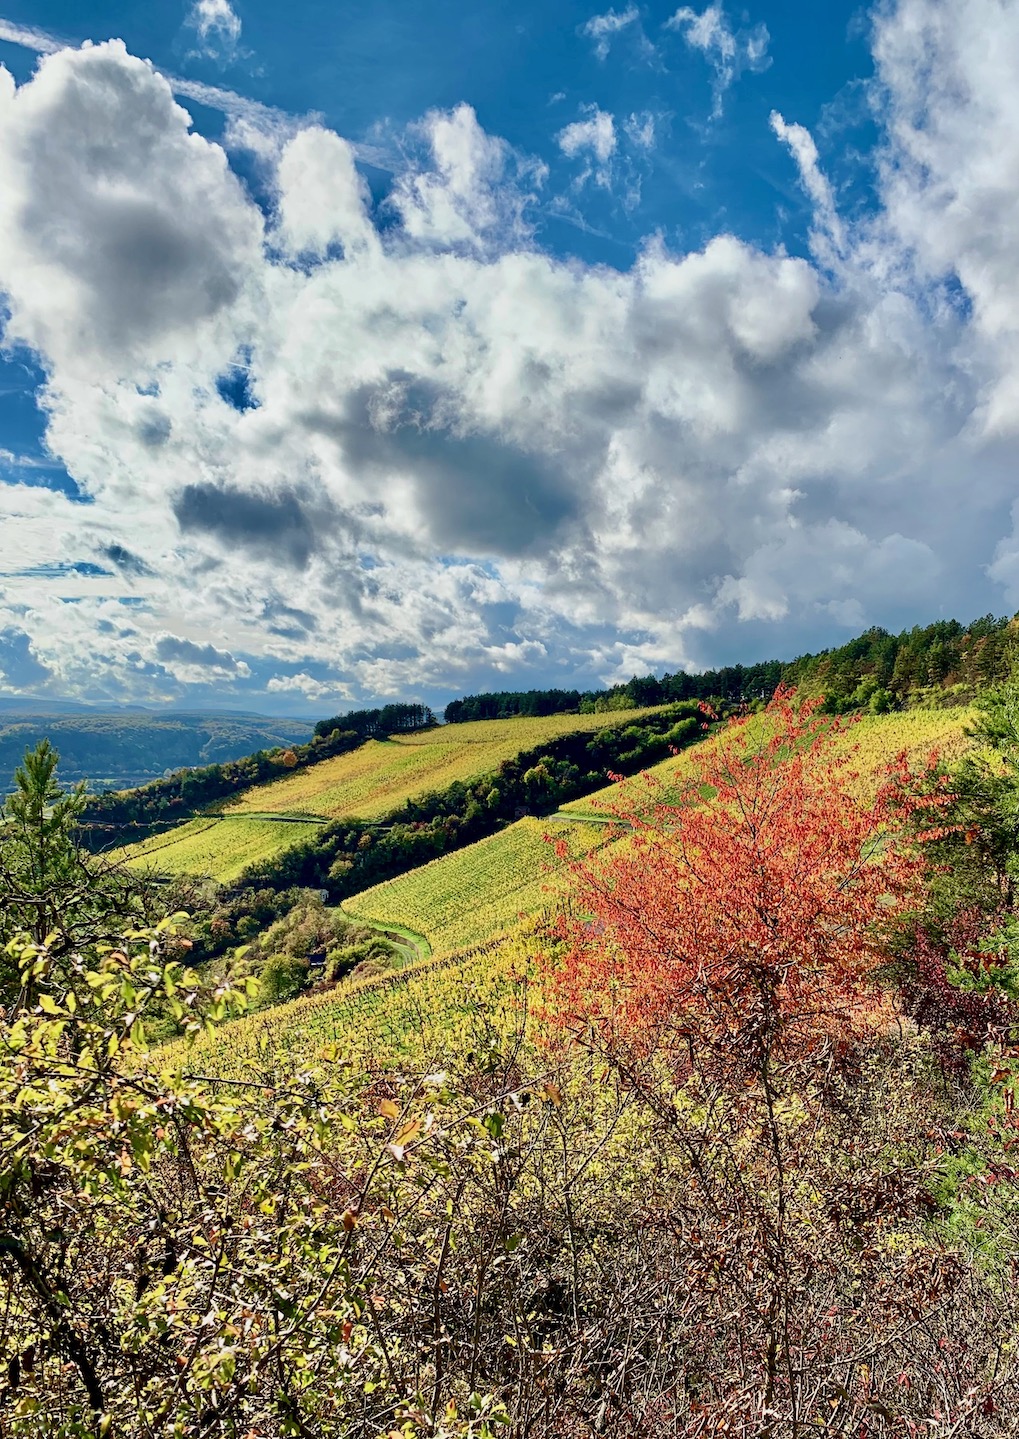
(544, 687, 949, 1082)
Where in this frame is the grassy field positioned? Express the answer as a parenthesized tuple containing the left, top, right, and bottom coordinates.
(344, 815, 607, 956)
(219, 712, 662, 822)
(120, 815, 320, 883)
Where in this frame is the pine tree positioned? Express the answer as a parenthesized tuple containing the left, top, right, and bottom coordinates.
(0, 741, 141, 1009)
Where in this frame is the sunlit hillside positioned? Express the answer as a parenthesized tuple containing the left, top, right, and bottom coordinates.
(118, 815, 323, 884)
(181, 705, 980, 1076)
(164, 927, 533, 1075)
(118, 708, 664, 882)
(218, 711, 664, 821)
(562, 704, 977, 816)
(343, 707, 978, 961)
(344, 815, 606, 956)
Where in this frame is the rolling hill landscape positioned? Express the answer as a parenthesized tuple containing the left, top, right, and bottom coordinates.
(11, 2, 1019, 1431)
(90, 618, 997, 943)
(26, 616, 976, 1036)
(163, 694, 979, 1069)
(8, 612, 1019, 1435)
(111, 708, 667, 884)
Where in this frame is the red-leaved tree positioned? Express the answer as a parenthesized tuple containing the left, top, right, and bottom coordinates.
(538, 689, 974, 1433)
(545, 686, 945, 1085)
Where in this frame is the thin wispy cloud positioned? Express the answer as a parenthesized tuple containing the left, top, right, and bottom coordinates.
(666, 2, 770, 118)
(0, 17, 62, 54)
(0, 448, 64, 473)
(581, 5, 640, 61)
(557, 106, 617, 188)
(770, 111, 847, 266)
(0, 13, 325, 158)
(624, 110, 656, 150)
(185, 0, 242, 62)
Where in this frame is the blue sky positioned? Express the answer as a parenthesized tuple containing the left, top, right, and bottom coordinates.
(0, 3, 877, 271)
(0, 0, 1015, 714)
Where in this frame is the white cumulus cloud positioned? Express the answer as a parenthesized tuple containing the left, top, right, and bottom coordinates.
(0, 4, 1017, 708)
(267, 672, 349, 701)
(393, 103, 547, 250)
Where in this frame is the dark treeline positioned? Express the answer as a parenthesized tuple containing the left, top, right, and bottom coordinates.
(444, 663, 787, 722)
(444, 689, 588, 722)
(313, 702, 436, 740)
(445, 613, 1019, 723)
(186, 703, 703, 962)
(787, 614, 1018, 710)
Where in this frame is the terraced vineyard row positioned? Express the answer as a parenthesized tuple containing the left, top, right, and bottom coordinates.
(166, 928, 535, 1074)
(343, 815, 607, 956)
(562, 705, 977, 817)
(124, 703, 975, 899)
(118, 707, 665, 881)
(220, 711, 663, 821)
(119, 815, 321, 883)
(826, 705, 977, 775)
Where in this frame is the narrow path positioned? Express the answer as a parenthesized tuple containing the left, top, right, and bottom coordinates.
(548, 810, 629, 828)
(206, 810, 330, 824)
(339, 909, 432, 966)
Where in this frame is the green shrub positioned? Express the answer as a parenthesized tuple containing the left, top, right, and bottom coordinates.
(259, 952, 310, 1003)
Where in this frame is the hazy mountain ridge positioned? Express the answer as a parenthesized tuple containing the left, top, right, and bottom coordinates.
(0, 710, 314, 789)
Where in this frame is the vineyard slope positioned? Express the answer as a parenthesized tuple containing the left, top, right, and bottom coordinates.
(343, 816, 607, 956)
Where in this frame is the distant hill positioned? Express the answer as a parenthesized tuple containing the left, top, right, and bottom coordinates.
(0, 697, 151, 715)
(0, 710, 314, 790)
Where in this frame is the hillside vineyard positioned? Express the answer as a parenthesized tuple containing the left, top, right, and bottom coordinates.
(8, 0, 1019, 1426)
(7, 632, 1019, 1437)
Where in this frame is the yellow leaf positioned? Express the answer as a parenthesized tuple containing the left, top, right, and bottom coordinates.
(394, 1118, 421, 1146)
